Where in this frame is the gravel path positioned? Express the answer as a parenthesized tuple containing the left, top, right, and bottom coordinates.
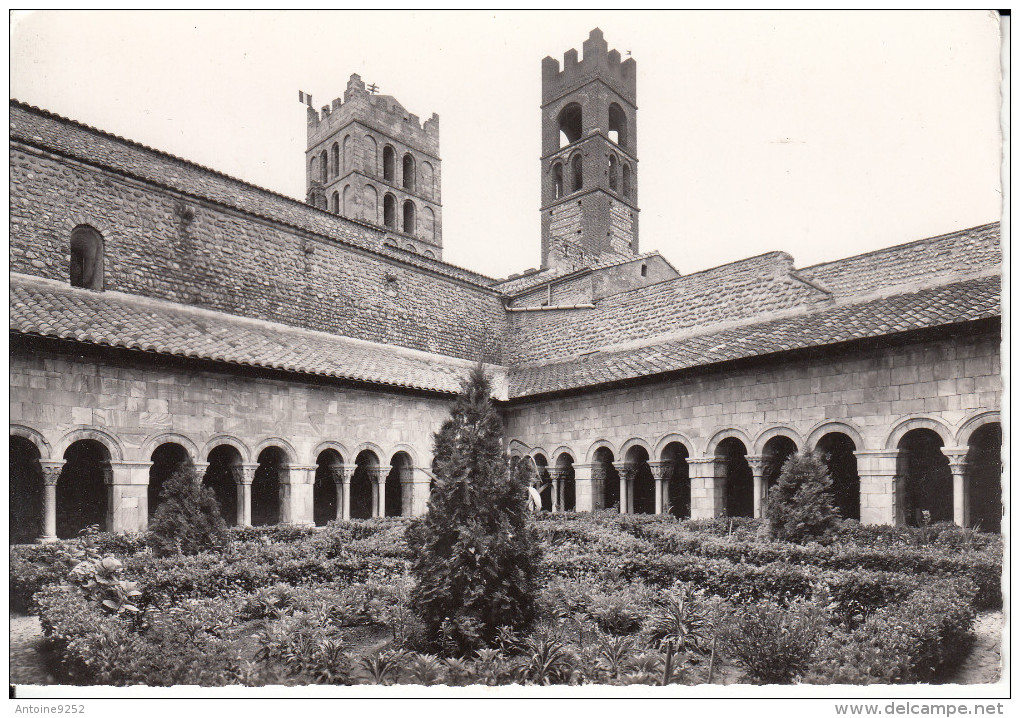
(943, 611, 1003, 685)
(9, 613, 54, 686)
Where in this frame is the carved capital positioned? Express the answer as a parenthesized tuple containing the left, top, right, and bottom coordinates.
(941, 447, 970, 474)
(745, 454, 766, 477)
(612, 461, 637, 480)
(547, 467, 566, 482)
(236, 464, 258, 485)
(647, 460, 674, 480)
(40, 461, 64, 486)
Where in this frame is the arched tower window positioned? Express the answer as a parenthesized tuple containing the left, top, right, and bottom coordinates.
(571, 154, 583, 192)
(383, 194, 397, 229)
(558, 103, 583, 148)
(608, 103, 628, 147)
(402, 153, 415, 191)
(363, 136, 378, 175)
(330, 191, 340, 214)
(403, 200, 416, 235)
(330, 142, 340, 178)
(343, 135, 352, 173)
(622, 163, 632, 198)
(424, 207, 436, 241)
(608, 154, 618, 192)
(309, 156, 318, 182)
(69, 225, 104, 290)
(383, 146, 396, 182)
(343, 185, 353, 216)
(319, 150, 328, 183)
(552, 163, 564, 199)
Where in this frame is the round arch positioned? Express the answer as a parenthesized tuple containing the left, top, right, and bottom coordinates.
(56, 427, 124, 462)
(10, 424, 51, 460)
(311, 440, 350, 465)
(202, 435, 251, 463)
(551, 446, 577, 464)
(653, 432, 695, 460)
(585, 439, 618, 464)
(140, 432, 200, 464)
(388, 444, 420, 467)
(886, 416, 954, 450)
(956, 411, 1001, 447)
(507, 439, 531, 458)
(753, 426, 803, 455)
(704, 427, 752, 457)
(353, 442, 386, 461)
(805, 420, 867, 452)
(252, 437, 297, 465)
(619, 437, 653, 458)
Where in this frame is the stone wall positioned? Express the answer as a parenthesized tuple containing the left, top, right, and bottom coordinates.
(9, 142, 505, 362)
(502, 328, 1001, 524)
(11, 344, 456, 530)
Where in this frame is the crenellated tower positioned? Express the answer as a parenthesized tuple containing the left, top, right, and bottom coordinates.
(540, 28, 639, 271)
(305, 74, 443, 258)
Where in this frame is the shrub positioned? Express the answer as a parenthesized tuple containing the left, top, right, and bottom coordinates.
(720, 598, 825, 684)
(405, 366, 541, 654)
(147, 466, 228, 557)
(766, 451, 841, 544)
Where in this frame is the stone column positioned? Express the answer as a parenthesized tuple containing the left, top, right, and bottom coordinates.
(282, 465, 315, 526)
(411, 467, 432, 516)
(38, 461, 64, 542)
(688, 457, 723, 520)
(613, 461, 631, 514)
(746, 455, 766, 519)
(400, 466, 415, 517)
(192, 462, 210, 484)
(106, 460, 153, 533)
(340, 464, 353, 521)
(573, 463, 597, 512)
(330, 464, 346, 522)
(548, 468, 564, 513)
(941, 447, 970, 528)
(373, 467, 385, 518)
(853, 450, 899, 526)
(237, 464, 257, 527)
(648, 461, 671, 515)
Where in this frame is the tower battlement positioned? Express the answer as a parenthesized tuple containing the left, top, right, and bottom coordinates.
(307, 74, 440, 157)
(541, 28, 636, 106)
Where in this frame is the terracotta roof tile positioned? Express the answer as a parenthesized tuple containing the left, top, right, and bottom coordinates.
(10, 274, 500, 396)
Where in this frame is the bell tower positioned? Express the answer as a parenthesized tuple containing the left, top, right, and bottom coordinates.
(540, 29, 639, 271)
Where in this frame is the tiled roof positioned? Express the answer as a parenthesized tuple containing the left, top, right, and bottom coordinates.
(506, 273, 1001, 398)
(10, 273, 501, 396)
(493, 251, 665, 296)
(9, 101, 498, 290)
(797, 223, 1000, 299)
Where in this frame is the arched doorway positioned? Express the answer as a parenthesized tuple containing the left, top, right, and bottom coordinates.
(314, 449, 344, 526)
(626, 446, 655, 514)
(762, 435, 797, 516)
(351, 450, 379, 519)
(554, 453, 576, 512)
(717, 437, 753, 518)
(148, 443, 192, 519)
(593, 447, 619, 511)
(58, 440, 110, 538)
(252, 447, 287, 526)
(660, 442, 690, 518)
(816, 433, 860, 520)
(967, 423, 1001, 533)
(204, 445, 241, 526)
(10, 436, 43, 543)
(897, 429, 952, 526)
(386, 451, 413, 517)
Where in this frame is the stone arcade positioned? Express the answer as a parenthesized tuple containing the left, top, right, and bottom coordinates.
(9, 29, 1002, 543)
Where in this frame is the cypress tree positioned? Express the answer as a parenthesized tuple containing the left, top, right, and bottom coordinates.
(765, 450, 841, 544)
(147, 466, 228, 556)
(405, 365, 541, 655)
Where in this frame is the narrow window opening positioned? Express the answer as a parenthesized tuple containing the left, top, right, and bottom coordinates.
(640, 263, 648, 277)
(402, 200, 416, 235)
(608, 103, 628, 147)
(608, 154, 618, 192)
(383, 194, 397, 229)
(552, 163, 564, 199)
(571, 154, 583, 192)
(383, 145, 396, 182)
(70, 225, 104, 290)
(558, 103, 583, 148)
(402, 153, 415, 191)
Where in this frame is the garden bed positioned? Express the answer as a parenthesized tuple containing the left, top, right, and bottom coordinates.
(10, 514, 1000, 687)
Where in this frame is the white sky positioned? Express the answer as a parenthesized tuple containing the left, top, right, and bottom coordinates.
(10, 10, 1004, 278)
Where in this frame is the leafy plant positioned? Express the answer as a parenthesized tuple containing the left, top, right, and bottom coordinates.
(147, 466, 228, 557)
(766, 451, 841, 544)
(517, 637, 576, 685)
(405, 365, 541, 654)
(644, 584, 710, 654)
(720, 598, 824, 684)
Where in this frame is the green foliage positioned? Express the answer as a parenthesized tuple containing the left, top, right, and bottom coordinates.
(405, 365, 541, 654)
(720, 598, 825, 684)
(766, 451, 842, 544)
(147, 466, 228, 557)
(644, 584, 710, 654)
(68, 555, 143, 615)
